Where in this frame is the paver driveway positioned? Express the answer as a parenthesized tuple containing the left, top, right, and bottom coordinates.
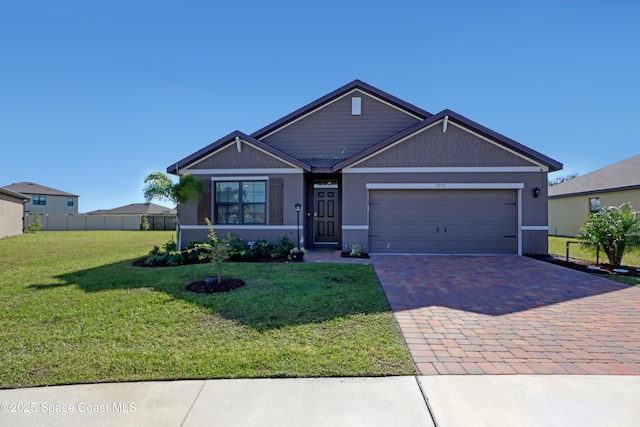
(372, 255, 640, 375)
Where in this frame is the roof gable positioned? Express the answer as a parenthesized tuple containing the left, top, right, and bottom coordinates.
(549, 154, 640, 197)
(251, 79, 431, 140)
(334, 110, 563, 172)
(168, 131, 311, 174)
(258, 88, 424, 166)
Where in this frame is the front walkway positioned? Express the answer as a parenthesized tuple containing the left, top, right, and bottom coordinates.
(371, 255, 640, 375)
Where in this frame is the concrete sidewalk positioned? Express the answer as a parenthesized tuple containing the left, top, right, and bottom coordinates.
(1, 375, 639, 427)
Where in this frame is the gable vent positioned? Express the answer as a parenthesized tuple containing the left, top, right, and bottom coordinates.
(351, 97, 362, 115)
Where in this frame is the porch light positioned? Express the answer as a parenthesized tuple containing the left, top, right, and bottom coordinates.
(294, 202, 302, 248)
(532, 187, 540, 198)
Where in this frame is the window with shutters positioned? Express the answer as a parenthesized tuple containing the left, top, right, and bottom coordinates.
(214, 180, 266, 224)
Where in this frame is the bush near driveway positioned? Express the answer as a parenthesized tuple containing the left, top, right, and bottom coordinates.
(0, 231, 415, 388)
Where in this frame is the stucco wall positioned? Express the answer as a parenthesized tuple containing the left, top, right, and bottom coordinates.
(262, 89, 420, 162)
(25, 195, 78, 216)
(180, 172, 305, 246)
(0, 194, 25, 238)
(549, 189, 640, 237)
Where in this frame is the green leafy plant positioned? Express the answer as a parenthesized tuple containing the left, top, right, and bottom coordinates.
(25, 214, 42, 233)
(144, 238, 185, 266)
(143, 171, 203, 247)
(140, 215, 150, 231)
(250, 238, 272, 257)
(350, 244, 362, 257)
(196, 218, 231, 284)
(579, 202, 640, 267)
(271, 235, 294, 258)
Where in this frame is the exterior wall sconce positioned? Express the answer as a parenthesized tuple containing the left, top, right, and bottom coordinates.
(532, 187, 540, 198)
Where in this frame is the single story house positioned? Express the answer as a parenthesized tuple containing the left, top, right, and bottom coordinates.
(0, 187, 30, 239)
(549, 154, 640, 237)
(85, 203, 176, 216)
(3, 182, 79, 216)
(168, 80, 562, 255)
(85, 203, 177, 231)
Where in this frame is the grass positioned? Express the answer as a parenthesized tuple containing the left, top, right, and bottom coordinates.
(548, 236, 640, 286)
(0, 231, 416, 389)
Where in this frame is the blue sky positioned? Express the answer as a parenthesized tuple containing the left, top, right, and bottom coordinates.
(2, 1, 638, 212)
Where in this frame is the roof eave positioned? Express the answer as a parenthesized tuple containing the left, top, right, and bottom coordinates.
(549, 184, 640, 199)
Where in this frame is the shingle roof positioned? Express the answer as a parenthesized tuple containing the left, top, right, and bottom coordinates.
(548, 154, 640, 198)
(168, 80, 562, 175)
(3, 182, 78, 197)
(85, 203, 176, 215)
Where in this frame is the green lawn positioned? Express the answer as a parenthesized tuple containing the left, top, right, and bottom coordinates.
(0, 231, 415, 389)
(548, 236, 640, 286)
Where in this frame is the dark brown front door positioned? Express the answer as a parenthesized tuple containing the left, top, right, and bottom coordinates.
(313, 186, 339, 244)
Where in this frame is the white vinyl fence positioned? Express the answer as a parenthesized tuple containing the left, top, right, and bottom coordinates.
(26, 215, 139, 231)
(25, 214, 177, 231)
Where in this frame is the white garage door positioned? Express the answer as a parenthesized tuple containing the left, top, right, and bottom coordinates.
(369, 189, 517, 254)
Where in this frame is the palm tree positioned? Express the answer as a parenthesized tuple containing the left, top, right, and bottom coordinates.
(143, 172, 203, 248)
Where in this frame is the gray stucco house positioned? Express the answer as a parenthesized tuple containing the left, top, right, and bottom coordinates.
(169, 80, 562, 255)
(3, 182, 79, 216)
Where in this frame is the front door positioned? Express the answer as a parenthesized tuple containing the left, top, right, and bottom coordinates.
(313, 180, 340, 244)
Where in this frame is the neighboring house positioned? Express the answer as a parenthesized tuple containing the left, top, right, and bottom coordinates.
(85, 203, 177, 231)
(168, 80, 562, 255)
(85, 203, 176, 216)
(549, 154, 640, 237)
(3, 182, 79, 216)
(0, 187, 30, 238)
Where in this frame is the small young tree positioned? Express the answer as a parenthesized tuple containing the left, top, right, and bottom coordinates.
(579, 202, 640, 267)
(143, 172, 203, 247)
(196, 218, 230, 285)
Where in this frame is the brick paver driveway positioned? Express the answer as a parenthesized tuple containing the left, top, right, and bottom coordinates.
(372, 255, 640, 375)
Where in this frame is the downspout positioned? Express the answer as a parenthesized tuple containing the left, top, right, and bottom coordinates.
(175, 163, 182, 250)
(22, 200, 27, 233)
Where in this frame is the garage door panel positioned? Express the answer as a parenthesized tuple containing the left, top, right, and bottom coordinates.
(369, 189, 517, 254)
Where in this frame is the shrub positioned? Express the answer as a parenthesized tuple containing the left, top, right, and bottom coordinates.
(224, 234, 250, 259)
(250, 239, 272, 257)
(25, 214, 42, 233)
(580, 202, 640, 267)
(140, 215, 150, 231)
(271, 235, 294, 258)
(145, 238, 184, 266)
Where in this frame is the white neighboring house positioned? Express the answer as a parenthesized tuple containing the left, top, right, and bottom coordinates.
(549, 154, 640, 236)
(3, 182, 79, 216)
(0, 187, 30, 238)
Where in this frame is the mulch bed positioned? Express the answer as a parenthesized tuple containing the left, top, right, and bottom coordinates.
(530, 255, 640, 277)
(340, 252, 370, 259)
(185, 277, 245, 293)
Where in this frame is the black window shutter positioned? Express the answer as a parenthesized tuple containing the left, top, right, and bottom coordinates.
(198, 179, 212, 225)
(269, 179, 283, 225)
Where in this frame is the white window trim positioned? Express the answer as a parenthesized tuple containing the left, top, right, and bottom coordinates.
(212, 177, 269, 225)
